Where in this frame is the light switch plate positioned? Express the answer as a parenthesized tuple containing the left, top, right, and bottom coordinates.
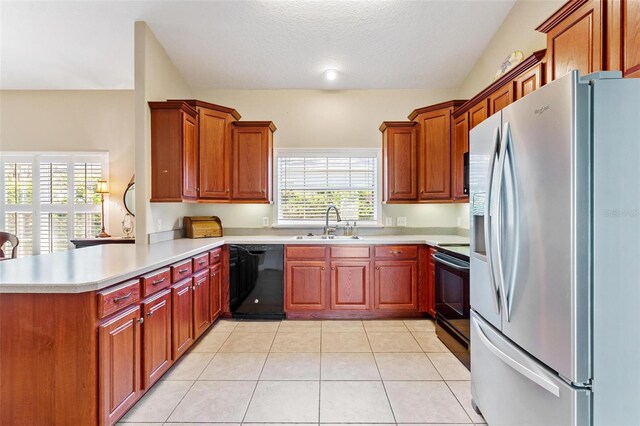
(397, 217, 407, 227)
(262, 217, 270, 227)
(385, 217, 393, 227)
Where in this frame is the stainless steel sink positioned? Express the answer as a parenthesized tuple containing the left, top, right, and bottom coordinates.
(292, 235, 360, 240)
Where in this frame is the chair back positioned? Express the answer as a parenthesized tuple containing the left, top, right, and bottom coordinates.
(0, 232, 19, 259)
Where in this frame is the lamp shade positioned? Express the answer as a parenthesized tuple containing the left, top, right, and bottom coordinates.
(96, 179, 109, 194)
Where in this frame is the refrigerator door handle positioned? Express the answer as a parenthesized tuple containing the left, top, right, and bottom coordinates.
(472, 317, 561, 397)
(503, 123, 520, 319)
(494, 122, 510, 322)
(484, 126, 501, 315)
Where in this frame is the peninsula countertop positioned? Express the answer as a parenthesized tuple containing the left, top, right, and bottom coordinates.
(0, 234, 468, 294)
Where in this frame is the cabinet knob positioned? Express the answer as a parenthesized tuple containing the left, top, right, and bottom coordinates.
(331, 267, 335, 271)
(321, 267, 325, 271)
(137, 317, 144, 324)
(147, 311, 154, 317)
(376, 266, 380, 270)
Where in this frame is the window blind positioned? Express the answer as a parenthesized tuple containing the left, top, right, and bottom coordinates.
(277, 155, 378, 223)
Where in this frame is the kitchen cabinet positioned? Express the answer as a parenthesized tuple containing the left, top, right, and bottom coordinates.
(141, 290, 172, 389)
(374, 260, 418, 310)
(418, 245, 436, 316)
(537, 0, 604, 82)
(330, 260, 370, 310)
(451, 113, 469, 200)
(515, 62, 546, 99)
(171, 278, 194, 359)
(285, 260, 327, 310)
(607, 0, 640, 78)
(468, 100, 488, 130)
(415, 107, 453, 200)
(98, 306, 142, 426)
(488, 82, 515, 115)
(427, 246, 437, 317)
(149, 101, 198, 202)
(178, 100, 241, 200)
(210, 262, 222, 320)
(192, 270, 211, 339)
(380, 122, 418, 202)
(231, 121, 275, 202)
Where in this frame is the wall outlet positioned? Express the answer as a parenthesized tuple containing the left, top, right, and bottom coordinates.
(397, 216, 407, 227)
(457, 217, 461, 226)
(156, 219, 162, 231)
(385, 217, 393, 227)
(262, 216, 270, 227)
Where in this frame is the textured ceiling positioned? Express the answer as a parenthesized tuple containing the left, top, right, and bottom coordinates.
(1, 0, 516, 90)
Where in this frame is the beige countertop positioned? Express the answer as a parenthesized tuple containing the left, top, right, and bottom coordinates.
(0, 234, 468, 294)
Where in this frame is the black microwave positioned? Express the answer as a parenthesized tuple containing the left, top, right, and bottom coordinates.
(463, 152, 469, 195)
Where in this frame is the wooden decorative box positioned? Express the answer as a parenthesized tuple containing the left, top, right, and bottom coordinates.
(184, 216, 223, 238)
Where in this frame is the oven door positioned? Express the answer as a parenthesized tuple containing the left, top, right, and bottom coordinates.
(434, 252, 470, 325)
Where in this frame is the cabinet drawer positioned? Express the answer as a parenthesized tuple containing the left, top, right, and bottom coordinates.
(374, 245, 418, 260)
(286, 246, 327, 260)
(171, 259, 193, 282)
(330, 246, 370, 259)
(141, 268, 171, 297)
(193, 253, 209, 272)
(97, 280, 141, 319)
(209, 247, 222, 264)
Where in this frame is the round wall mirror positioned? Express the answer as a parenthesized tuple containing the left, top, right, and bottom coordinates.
(123, 177, 135, 216)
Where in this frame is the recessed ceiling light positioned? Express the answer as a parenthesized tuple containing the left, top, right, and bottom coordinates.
(324, 69, 338, 81)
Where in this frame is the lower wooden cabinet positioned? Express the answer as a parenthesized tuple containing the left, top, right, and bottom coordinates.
(427, 247, 437, 317)
(285, 260, 327, 310)
(210, 262, 222, 320)
(98, 305, 142, 426)
(141, 290, 172, 389)
(330, 261, 370, 310)
(171, 278, 194, 359)
(374, 260, 418, 310)
(193, 270, 211, 339)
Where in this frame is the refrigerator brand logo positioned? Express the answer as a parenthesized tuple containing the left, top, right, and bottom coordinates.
(534, 105, 550, 115)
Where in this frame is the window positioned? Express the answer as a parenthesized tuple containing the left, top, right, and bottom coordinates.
(276, 149, 380, 225)
(1, 152, 108, 256)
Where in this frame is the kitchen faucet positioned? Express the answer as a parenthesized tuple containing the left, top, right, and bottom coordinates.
(324, 205, 342, 237)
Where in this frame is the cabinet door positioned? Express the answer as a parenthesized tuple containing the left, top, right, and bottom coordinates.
(285, 260, 327, 310)
(384, 125, 418, 201)
(469, 100, 488, 129)
(141, 290, 172, 389)
(193, 270, 211, 339)
(418, 109, 452, 200)
(374, 260, 418, 310)
(182, 112, 199, 199)
(330, 261, 370, 310)
(171, 278, 194, 359)
(515, 63, 546, 100)
(210, 262, 222, 321)
(199, 108, 231, 199)
(607, 0, 640, 78)
(544, 0, 603, 81)
(98, 306, 141, 426)
(451, 113, 469, 200)
(427, 247, 437, 317)
(232, 126, 271, 201)
(489, 82, 515, 115)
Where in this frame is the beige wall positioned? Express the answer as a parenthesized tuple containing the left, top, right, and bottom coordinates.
(134, 22, 194, 241)
(0, 90, 135, 235)
(457, 0, 564, 98)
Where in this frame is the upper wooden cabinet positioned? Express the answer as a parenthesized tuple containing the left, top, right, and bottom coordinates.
(380, 122, 418, 202)
(149, 102, 198, 202)
(410, 101, 465, 201)
(179, 100, 241, 201)
(468, 100, 488, 130)
(515, 62, 546, 100)
(451, 114, 469, 200)
(231, 121, 275, 203)
(607, 0, 640, 78)
(537, 0, 604, 81)
(489, 82, 515, 115)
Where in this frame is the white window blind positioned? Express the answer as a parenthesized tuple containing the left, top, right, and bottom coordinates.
(1, 152, 108, 256)
(277, 150, 379, 224)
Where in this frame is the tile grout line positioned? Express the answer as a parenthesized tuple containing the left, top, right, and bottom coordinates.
(444, 379, 476, 424)
(239, 320, 280, 424)
(363, 322, 398, 425)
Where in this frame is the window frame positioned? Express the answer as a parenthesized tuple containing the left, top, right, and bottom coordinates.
(0, 151, 109, 255)
(273, 148, 383, 228)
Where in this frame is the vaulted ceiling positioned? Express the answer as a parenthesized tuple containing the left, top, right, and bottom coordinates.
(1, 0, 515, 90)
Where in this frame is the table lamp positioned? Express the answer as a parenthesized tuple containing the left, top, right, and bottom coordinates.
(96, 180, 111, 238)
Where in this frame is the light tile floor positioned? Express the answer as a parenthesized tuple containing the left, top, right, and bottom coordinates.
(118, 319, 485, 426)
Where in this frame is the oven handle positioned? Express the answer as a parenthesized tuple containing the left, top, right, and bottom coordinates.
(432, 253, 470, 271)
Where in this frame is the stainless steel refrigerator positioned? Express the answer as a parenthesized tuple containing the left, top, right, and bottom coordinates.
(469, 70, 640, 425)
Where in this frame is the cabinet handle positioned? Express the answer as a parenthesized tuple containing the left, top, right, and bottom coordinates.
(390, 250, 402, 255)
(178, 268, 189, 273)
(226, 188, 229, 193)
(198, 260, 206, 265)
(213, 254, 220, 258)
(113, 292, 132, 303)
(151, 277, 166, 286)
(212, 272, 218, 277)
(321, 267, 325, 271)
(331, 267, 335, 271)
(137, 317, 144, 324)
(376, 266, 380, 270)
(147, 311, 154, 317)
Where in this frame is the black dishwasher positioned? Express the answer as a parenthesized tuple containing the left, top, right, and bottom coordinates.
(229, 244, 284, 319)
